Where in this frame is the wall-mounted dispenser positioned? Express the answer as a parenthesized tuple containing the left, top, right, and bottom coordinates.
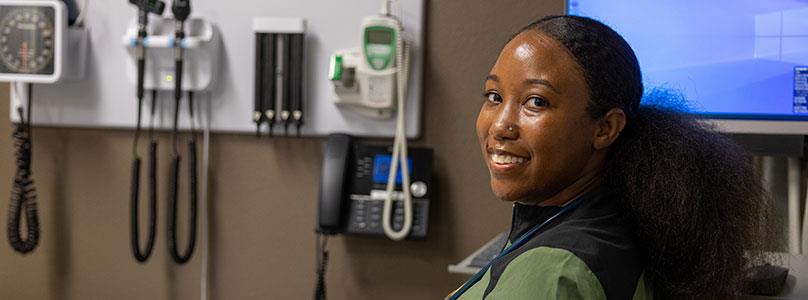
(252, 17, 306, 137)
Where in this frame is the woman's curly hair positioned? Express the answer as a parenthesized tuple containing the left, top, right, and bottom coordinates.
(516, 15, 774, 299)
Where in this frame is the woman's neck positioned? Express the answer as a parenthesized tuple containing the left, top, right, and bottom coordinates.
(536, 168, 603, 207)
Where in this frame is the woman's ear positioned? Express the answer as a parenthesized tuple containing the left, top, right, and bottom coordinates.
(593, 108, 626, 150)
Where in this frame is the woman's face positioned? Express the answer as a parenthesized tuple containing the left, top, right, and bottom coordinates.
(476, 32, 603, 204)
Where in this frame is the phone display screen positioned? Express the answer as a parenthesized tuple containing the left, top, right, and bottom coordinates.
(372, 154, 412, 185)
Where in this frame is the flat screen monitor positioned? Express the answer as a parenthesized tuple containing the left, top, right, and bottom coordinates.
(568, 0, 808, 134)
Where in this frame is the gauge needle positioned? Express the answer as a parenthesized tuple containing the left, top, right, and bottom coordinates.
(20, 41, 27, 71)
(29, 29, 36, 70)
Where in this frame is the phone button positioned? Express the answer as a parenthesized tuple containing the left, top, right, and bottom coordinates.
(411, 181, 427, 198)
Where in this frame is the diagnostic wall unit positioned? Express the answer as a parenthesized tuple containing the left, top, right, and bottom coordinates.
(10, 0, 425, 138)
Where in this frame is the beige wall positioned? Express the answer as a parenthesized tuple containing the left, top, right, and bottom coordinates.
(0, 1, 563, 299)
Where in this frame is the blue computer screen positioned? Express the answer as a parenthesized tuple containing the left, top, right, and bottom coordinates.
(569, 0, 808, 120)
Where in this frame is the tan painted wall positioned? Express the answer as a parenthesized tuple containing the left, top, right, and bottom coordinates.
(0, 1, 563, 299)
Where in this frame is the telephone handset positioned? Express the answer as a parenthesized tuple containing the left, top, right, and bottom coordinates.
(316, 134, 433, 239)
(317, 134, 353, 234)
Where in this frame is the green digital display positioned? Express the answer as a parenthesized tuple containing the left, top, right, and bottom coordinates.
(367, 30, 392, 44)
(363, 26, 396, 70)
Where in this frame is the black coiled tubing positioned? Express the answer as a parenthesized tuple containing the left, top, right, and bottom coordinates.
(167, 91, 197, 264)
(130, 90, 158, 262)
(8, 83, 39, 254)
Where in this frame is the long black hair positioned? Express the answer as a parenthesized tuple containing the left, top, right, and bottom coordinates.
(516, 15, 773, 299)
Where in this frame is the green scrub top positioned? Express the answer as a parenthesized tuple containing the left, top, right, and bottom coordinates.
(451, 186, 653, 300)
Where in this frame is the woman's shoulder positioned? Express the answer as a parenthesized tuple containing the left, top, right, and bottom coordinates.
(484, 246, 607, 299)
(524, 194, 645, 299)
(490, 246, 651, 300)
(492, 189, 647, 299)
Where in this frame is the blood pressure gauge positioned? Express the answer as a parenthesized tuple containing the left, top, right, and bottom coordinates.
(0, 0, 65, 83)
(0, 7, 55, 74)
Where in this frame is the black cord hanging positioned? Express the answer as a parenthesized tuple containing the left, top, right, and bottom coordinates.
(130, 90, 158, 262)
(8, 83, 39, 254)
(314, 234, 329, 300)
(167, 91, 197, 264)
(128, 0, 163, 262)
(166, 0, 197, 265)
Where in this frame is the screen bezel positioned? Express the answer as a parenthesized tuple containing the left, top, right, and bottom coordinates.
(563, 0, 808, 134)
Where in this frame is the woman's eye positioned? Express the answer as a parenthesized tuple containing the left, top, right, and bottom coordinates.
(525, 96, 549, 109)
(484, 92, 502, 104)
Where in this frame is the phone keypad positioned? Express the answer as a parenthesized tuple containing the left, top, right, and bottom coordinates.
(346, 199, 429, 239)
(354, 157, 373, 179)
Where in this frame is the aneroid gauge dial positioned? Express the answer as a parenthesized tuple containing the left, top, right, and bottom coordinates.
(0, 6, 55, 75)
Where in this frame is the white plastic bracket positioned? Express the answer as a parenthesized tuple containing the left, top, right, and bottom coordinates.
(122, 17, 221, 91)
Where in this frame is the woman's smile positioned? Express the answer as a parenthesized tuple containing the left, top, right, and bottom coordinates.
(486, 147, 530, 175)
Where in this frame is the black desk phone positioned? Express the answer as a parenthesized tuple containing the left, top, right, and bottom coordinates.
(316, 134, 433, 239)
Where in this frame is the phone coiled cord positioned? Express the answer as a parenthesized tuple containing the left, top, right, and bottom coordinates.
(314, 234, 329, 300)
(8, 83, 39, 254)
(167, 91, 197, 264)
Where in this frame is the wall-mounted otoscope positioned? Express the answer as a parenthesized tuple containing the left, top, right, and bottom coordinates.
(123, 0, 218, 263)
(128, 0, 164, 100)
(128, 0, 164, 263)
(166, 0, 197, 265)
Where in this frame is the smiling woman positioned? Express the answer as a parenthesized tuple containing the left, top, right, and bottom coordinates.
(448, 15, 772, 300)
(478, 31, 614, 207)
